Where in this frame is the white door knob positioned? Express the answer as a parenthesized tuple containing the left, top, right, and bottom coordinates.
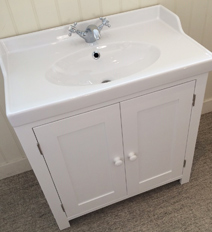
(128, 152, 137, 161)
(114, 157, 123, 166)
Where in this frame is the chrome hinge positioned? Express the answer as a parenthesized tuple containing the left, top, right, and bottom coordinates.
(192, 94, 196, 106)
(37, 143, 43, 156)
(183, 160, 186, 168)
(61, 204, 66, 213)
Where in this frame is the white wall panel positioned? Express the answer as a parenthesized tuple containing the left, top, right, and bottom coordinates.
(57, 0, 81, 25)
(175, 0, 193, 34)
(189, 0, 208, 43)
(202, 0, 212, 52)
(8, 0, 38, 34)
(160, 0, 176, 12)
(141, 0, 159, 8)
(0, 104, 31, 180)
(205, 73, 212, 100)
(33, 0, 60, 30)
(101, 0, 121, 16)
(0, 70, 31, 179)
(121, 0, 140, 12)
(0, 109, 22, 162)
(0, 147, 6, 165)
(0, 0, 17, 38)
(79, 0, 101, 20)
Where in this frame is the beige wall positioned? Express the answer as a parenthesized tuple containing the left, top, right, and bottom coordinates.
(0, 69, 31, 179)
(0, 0, 212, 178)
(161, 0, 212, 105)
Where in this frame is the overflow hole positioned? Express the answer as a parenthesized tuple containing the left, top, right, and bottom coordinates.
(102, 80, 111, 83)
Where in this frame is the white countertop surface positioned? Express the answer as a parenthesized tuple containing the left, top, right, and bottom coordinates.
(1, 5, 212, 127)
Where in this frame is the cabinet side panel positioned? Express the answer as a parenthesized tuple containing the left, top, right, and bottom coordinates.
(181, 74, 208, 184)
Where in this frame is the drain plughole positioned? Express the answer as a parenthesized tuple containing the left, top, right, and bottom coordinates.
(92, 51, 100, 60)
(101, 80, 111, 83)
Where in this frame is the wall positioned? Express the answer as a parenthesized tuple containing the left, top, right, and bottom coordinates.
(0, 0, 212, 179)
(161, 0, 212, 113)
(0, 69, 31, 179)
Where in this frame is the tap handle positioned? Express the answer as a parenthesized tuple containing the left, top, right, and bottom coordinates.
(68, 22, 78, 36)
(99, 17, 111, 28)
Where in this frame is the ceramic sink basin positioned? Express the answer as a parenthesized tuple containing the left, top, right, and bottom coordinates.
(1, 5, 212, 127)
(46, 41, 160, 86)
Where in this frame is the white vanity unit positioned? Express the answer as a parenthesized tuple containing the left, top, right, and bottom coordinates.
(0, 5, 212, 230)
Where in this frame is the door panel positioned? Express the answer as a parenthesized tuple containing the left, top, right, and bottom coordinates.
(121, 81, 195, 195)
(33, 104, 126, 218)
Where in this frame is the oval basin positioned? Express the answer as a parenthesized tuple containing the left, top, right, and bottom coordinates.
(46, 41, 160, 86)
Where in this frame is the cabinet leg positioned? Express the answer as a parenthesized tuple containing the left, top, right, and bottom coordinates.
(180, 176, 190, 185)
(56, 218, 70, 230)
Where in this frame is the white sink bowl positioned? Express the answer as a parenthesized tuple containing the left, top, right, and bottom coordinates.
(1, 5, 212, 126)
(46, 41, 160, 86)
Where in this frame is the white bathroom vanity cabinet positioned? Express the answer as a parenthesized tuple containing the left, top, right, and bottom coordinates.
(0, 6, 212, 230)
(33, 80, 198, 218)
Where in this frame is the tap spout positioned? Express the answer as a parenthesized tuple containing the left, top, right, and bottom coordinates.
(68, 17, 110, 43)
(85, 25, 101, 43)
(93, 29, 101, 40)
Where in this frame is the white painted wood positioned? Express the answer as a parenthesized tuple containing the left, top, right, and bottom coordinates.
(0, 109, 24, 162)
(181, 74, 208, 184)
(14, 125, 70, 230)
(67, 176, 180, 221)
(160, 0, 176, 13)
(8, 0, 38, 34)
(0, 69, 30, 179)
(79, 0, 101, 20)
(0, 147, 6, 165)
(57, 0, 81, 25)
(189, 0, 208, 43)
(0, 69, 5, 111)
(11, 75, 207, 229)
(0, 0, 17, 38)
(202, 0, 212, 51)
(33, 0, 60, 30)
(202, 98, 212, 114)
(175, 0, 193, 34)
(121, 81, 195, 195)
(141, 0, 159, 8)
(121, 0, 140, 12)
(0, 157, 31, 180)
(101, 0, 121, 16)
(33, 104, 126, 218)
(205, 73, 212, 100)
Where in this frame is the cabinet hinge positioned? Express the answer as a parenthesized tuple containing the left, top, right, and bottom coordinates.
(61, 204, 66, 213)
(37, 143, 43, 156)
(192, 94, 196, 106)
(183, 160, 187, 168)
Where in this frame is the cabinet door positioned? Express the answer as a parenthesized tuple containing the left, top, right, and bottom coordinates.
(121, 81, 195, 196)
(33, 104, 126, 218)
